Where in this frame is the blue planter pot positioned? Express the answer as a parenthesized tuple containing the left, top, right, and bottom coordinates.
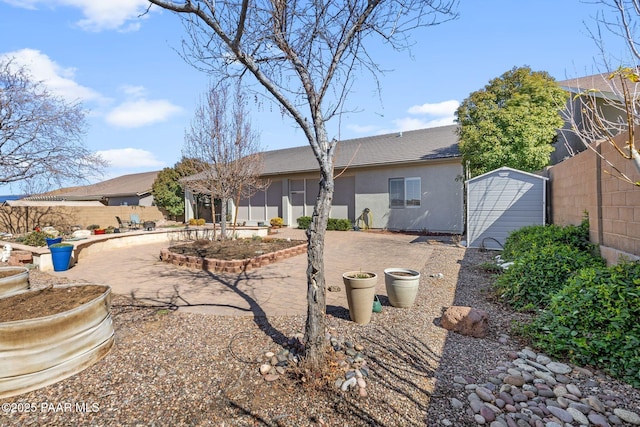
(46, 237, 62, 247)
(50, 245, 73, 272)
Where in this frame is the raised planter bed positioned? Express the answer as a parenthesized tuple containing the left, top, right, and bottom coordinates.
(0, 284, 114, 398)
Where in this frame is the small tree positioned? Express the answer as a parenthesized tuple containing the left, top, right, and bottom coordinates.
(0, 58, 106, 189)
(152, 158, 201, 220)
(456, 66, 568, 178)
(147, 0, 458, 370)
(183, 82, 266, 239)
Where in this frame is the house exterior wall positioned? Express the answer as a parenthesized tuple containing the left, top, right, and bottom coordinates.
(548, 133, 640, 264)
(467, 168, 547, 250)
(107, 194, 154, 206)
(354, 160, 463, 233)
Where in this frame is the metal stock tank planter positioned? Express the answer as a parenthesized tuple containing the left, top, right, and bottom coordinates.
(0, 267, 30, 297)
(384, 268, 421, 308)
(0, 284, 114, 398)
(342, 271, 378, 325)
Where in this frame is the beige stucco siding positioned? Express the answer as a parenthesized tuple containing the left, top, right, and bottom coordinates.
(354, 160, 463, 233)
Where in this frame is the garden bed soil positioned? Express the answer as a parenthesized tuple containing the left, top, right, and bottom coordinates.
(0, 270, 23, 279)
(169, 238, 306, 260)
(0, 285, 107, 322)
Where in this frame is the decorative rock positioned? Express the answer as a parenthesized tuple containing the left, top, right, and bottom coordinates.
(263, 374, 279, 382)
(450, 398, 464, 410)
(275, 366, 286, 374)
(358, 387, 367, 397)
(588, 412, 611, 426)
(259, 364, 272, 375)
(454, 375, 468, 384)
(546, 362, 572, 375)
(440, 306, 489, 338)
(547, 406, 573, 423)
(613, 408, 640, 425)
(341, 377, 356, 391)
(470, 399, 485, 413)
(536, 355, 551, 365)
(587, 396, 607, 413)
(566, 407, 589, 425)
(264, 351, 275, 358)
(357, 377, 366, 389)
(534, 371, 557, 385)
(504, 375, 525, 387)
(476, 386, 495, 402)
(441, 419, 453, 426)
(480, 406, 496, 422)
(474, 414, 486, 424)
(511, 393, 527, 402)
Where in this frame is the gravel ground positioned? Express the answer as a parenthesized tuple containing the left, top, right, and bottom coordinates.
(1, 242, 638, 426)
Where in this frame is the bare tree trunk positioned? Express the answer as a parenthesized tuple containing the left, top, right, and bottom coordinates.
(210, 201, 217, 240)
(220, 198, 228, 239)
(304, 168, 334, 369)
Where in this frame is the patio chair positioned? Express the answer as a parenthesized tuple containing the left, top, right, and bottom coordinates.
(129, 214, 142, 230)
(115, 216, 131, 231)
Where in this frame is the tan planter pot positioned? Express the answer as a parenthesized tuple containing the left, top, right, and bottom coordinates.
(384, 268, 421, 308)
(342, 272, 378, 325)
(0, 267, 30, 298)
(0, 284, 114, 398)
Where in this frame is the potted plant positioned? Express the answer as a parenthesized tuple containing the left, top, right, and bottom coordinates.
(384, 268, 421, 308)
(342, 270, 378, 324)
(86, 224, 104, 235)
(49, 243, 74, 272)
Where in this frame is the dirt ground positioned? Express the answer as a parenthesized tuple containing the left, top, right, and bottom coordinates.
(168, 237, 306, 260)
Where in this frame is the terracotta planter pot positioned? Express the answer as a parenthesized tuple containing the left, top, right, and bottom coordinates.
(0, 284, 114, 398)
(342, 271, 378, 325)
(0, 267, 30, 298)
(384, 268, 421, 308)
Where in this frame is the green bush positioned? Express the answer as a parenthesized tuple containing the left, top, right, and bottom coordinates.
(494, 243, 605, 310)
(523, 261, 640, 388)
(297, 216, 312, 229)
(19, 231, 54, 247)
(327, 218, 352, 231)
(296, 216, 352, 231)
(501, 218, 594, 261)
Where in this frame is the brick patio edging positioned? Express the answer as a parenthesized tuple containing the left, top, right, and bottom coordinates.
(159, 243, 308, 274)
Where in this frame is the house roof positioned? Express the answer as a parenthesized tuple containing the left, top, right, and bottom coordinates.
(558, 72, 640, 96)
(4, 200, 105, 207)
(24, 170, 160, 201)
(260, 125, 460, 176)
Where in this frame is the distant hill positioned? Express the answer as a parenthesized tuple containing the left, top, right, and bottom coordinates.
(0, 195, 27, 203)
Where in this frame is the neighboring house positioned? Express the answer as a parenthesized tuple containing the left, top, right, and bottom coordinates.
(18, 171, 160, 207)
(554, 73, 634, 164)
(184, 126, 464, 234)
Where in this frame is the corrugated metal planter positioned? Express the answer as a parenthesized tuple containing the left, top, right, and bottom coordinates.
(0, 284, 114, 399)
(384, 268, 420, 308)
(0, 267, 30, 298)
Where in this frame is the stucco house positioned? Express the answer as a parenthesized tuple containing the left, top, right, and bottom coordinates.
(15, 171, 160, 207)
(184, 125, 464, 234)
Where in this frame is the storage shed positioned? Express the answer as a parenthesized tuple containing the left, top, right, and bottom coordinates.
(466, 167, 548, 250)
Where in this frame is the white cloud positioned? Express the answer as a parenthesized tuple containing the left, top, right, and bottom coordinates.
(106, 98, 183, 128)
(407, 100, 460, 116)
(96, 148, 165, 169)
(346, 124, 379, 134)
(0, 48, 102, 102)
(2, 0, 151, 32)
(393, 116, 456, 131)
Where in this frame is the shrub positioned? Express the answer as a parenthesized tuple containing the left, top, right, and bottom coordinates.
(19, 231, 53, 247)
(188, 218, 197, 225)
(327, 218, 352, 231)
(196, 218, 206, 226)
(86, 224, 101, 230)
(523, 261, 640, 387)
(297, 216, 312, 229)
(494, 243, 605, 310)
(501, 218, 593, 261)
(270, 217, 284, 227)
(296, 216, 351, 231)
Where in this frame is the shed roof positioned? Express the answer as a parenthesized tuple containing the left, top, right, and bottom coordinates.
(466, 167, 548, 184)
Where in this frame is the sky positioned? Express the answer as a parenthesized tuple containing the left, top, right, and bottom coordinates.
(0, 0, 624, 192)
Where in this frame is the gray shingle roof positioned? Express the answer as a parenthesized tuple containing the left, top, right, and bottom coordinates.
(260, 125, 460, 175)
(25, 170, 160, 201)
(558, 72, 640, 95)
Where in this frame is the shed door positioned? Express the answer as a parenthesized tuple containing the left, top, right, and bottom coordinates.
(467, 172, 545, 250)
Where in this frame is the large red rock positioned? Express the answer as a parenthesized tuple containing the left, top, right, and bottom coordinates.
(441, 306, 489, 338)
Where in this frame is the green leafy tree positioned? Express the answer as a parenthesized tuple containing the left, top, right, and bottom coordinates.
(152, 158, 201, 220)
(456, 66, 568, 177)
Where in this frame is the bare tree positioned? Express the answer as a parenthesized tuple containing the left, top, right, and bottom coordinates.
(0, 58, 107, 191)
(560, 0, 640, 186)
(183, 82, 267, 238)
(146, 0, 458, 369)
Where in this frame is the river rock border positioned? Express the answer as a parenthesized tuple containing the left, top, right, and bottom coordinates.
(159, 243, 308, 273)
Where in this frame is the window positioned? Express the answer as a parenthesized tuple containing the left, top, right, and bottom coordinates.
(389, 177, 421, 208)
